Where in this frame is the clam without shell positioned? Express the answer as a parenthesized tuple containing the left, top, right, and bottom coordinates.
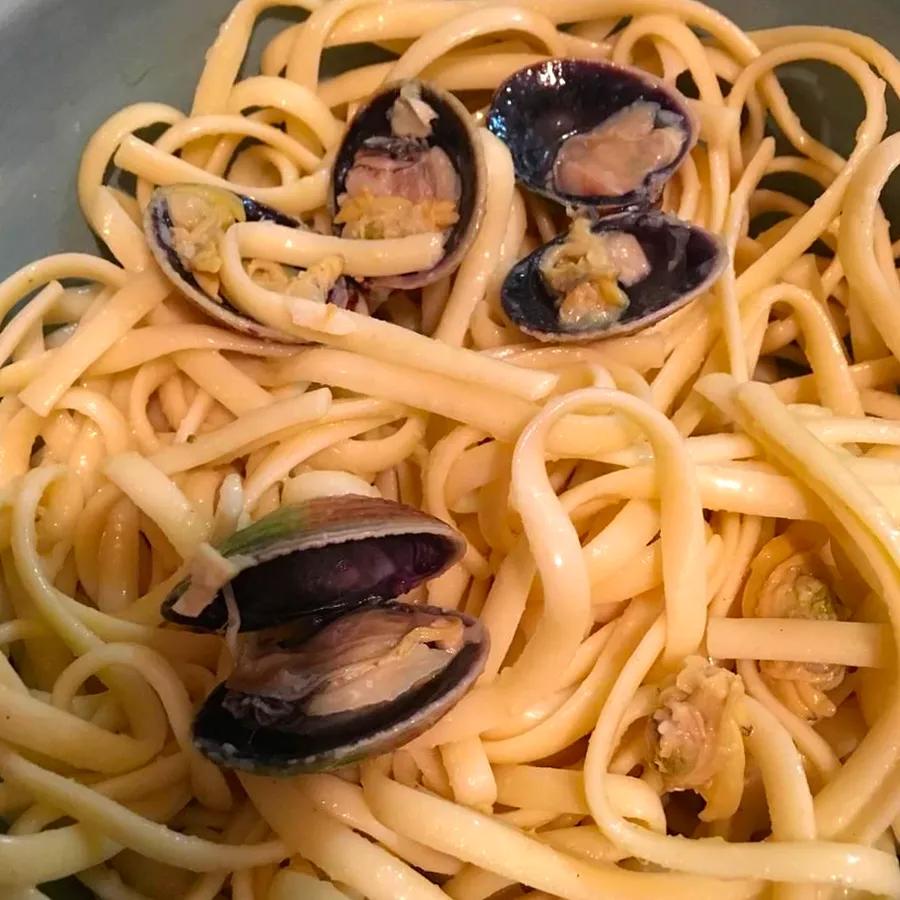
(145, 183, 364, 340)
(162, 496, 487, 774)
(487, 58, 696, 212)
(501, 211, 725, 342)
(330, 80, 486, 288)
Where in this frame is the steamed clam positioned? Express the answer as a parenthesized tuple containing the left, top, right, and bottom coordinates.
(144, 183, 366, 340)
(163, 495, 465, 632)
(146, 79, 486, 333)
(331, 80, 487, 288)
(648, 656, 749, 821)
(487, 58, 697, 212)
(754, 550, 847, 721)
(486, 58, 723, 342)
(501, 211, 725, 341)
(195, 603, 486, 774)
(163, 495, 488, 774)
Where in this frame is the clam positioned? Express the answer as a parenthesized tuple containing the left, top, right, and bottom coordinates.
(754, 551, 846, 720)
(145, 183, 366, 340)
(501, 211, 726, 342)
(487, 58, 696, 212)
(648, 656, 748, 815)
(163, 494, 465, 632)
(162, 495, 487, 774)
(330, 80, 486, 289)
(194, 602, 487, 774)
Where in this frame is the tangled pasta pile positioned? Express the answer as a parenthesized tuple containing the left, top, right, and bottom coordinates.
(3, 0, 900, 897)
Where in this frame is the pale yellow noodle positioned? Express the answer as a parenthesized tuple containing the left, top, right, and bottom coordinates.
(434, 131, 514, 346)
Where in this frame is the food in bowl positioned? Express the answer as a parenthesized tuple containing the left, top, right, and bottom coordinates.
(0, 1, 899, 897)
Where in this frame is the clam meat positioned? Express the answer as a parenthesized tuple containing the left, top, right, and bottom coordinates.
(331, 80, 486, 288)
(754, 551, 847, 720)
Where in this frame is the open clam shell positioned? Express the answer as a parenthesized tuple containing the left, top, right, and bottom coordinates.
(501, 211, 726, 342)
(330, 80, 486, 289)
(162, 495, 466, 633)
(146, 183, 299, 340)
(192, 602, 488, 774)
(487, 58, 697, 212)
(145, 183, 365, 341)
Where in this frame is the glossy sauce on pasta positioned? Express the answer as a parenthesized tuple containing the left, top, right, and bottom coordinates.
(1, 1, 900, 898)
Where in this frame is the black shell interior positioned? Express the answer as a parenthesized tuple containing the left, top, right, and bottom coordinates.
(330, 81, 482, 286)
(192, 603, 488, 774)
(501, 211, 725, 341)
(163, 531, 460, 633)
(487, 58, 695, 209)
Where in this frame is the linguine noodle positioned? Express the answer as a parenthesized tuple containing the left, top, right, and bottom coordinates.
(2, 1, 900, 897)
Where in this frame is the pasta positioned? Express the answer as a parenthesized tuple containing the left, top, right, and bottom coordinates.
(2, 0, 900, 897)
